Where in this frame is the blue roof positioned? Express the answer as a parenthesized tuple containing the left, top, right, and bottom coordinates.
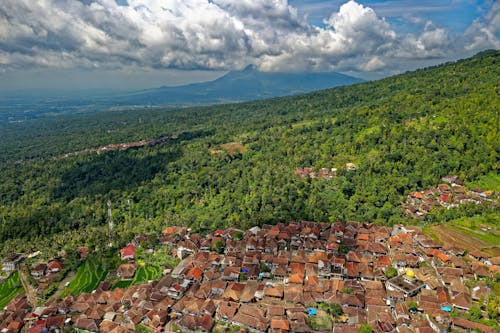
(306, 308, 317, 316)
(441, 305, 452, 312)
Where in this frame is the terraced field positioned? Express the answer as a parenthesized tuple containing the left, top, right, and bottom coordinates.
(62, 258, 107, 297)
(133, 265, 161, 284)
(0, 272, 24, 308)
(424, 216, 500, 257)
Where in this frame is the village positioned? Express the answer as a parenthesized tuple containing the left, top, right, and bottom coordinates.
(402, 176, 496, 219)
(0, 220, 499, 333)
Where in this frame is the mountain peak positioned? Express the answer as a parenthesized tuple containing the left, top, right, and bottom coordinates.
(242, 64, 258, 72)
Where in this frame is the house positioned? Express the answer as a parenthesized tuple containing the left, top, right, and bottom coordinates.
(120, 244, 136, 261)
(216, 301, 239, 321)
(47, 260, 63, 274)
(31, 263, 47, 278)
(75, 318, 98, 332)
(385, 270, 425, 298)
(116, 264, 137, 279)
(2, 253, 24, 272)
(452, 317, 495, 333)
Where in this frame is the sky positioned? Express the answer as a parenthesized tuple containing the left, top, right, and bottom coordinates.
(0, 0, 498, 92)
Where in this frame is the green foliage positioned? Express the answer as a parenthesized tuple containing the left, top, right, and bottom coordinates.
(233, 231, 243, 241)
(407, 301, 418, 311)
(341, 288, 353, 294)
(486, 295, 499, 320)
(318, 302, 344, 318)
(360, 321, 373, 333)
(133, 265, 162, 284)
(467, 305, 483, 321)
(0, 272, 24, 308)
(0, 51, 499, 251)
(385, 267, 398, 279)
(212, 240, 225, 254)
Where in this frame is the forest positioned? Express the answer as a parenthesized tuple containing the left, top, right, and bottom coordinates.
(0, 50, 498, 255)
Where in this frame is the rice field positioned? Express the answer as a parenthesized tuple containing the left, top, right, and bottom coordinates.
(133, 265, 161, 284)
(0, 272, 24, 309)
(61, 258, 107, 297)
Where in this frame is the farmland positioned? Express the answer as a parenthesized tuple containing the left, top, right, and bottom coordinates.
(112, 265, 162, 290)
(61, 258, 107, 297)
(133, 265, 162, 284)
(0, 272, 24, 309)
(424, 215, 500, 257)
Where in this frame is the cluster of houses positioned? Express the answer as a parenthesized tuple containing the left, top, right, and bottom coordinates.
(294, 168, 337, 180)
(402, 175, 496, 219)
(294, 163, 360, 180)
(1, 221, 499, 333)
(61, 135, 175, 159)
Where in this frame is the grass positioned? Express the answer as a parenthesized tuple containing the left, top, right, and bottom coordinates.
(61, 258, 107, 297)
(133, 265, 161, 284)
(112, 280, 133, 289)
(467, 172, 500, 192)
(447, 215, 500, 245)
(112, 264, 161, 289)
(0, 272, 24, 309)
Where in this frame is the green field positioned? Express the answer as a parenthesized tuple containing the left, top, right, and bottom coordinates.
(133, 265, 162, 284)
(112, 280, 133, 289)
(467, 172, 500, 192)
(0, 272, 24, 308)
(61, 258, 107, 297)
(448, 215, 500, 245)
(112, 264, 161, 290)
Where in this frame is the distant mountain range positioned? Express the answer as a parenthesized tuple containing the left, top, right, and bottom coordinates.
(113, 65, 364, 106)
(1, 67, 363, 122)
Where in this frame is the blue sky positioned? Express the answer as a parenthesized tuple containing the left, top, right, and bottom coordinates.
(0, 0, 498, 91)
(290, 0, 487, 33)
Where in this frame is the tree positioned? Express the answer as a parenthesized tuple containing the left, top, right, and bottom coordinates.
(385, 267, 398, 279)
(212, 239, 225, 254)
(407, 301, 418, 312)
(233, 231, 243, 241)
(360, 322, 373, 333)
(468, 305, 482, 321)
(327, 303, 344, 317)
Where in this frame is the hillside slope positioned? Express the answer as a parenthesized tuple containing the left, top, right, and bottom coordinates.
(0, 50, 498, 253)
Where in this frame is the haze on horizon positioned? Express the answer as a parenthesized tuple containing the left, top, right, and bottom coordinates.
(0, 0, 498, 93)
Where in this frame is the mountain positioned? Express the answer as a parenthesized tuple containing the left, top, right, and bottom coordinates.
(115, 65, 364, 105)
(0, 50, 498, 252)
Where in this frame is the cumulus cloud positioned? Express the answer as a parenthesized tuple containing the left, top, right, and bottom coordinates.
(0, 0, 497, 76)
(464, 1, 500, 50)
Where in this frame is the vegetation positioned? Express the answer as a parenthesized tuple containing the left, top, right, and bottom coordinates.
(0, 50, 498, 254)
(385, 267, 398, 279)
(133, 265, 162, 284)
(360, 322, 373, 333)
(61, 257, 108, 297)
(0, 272, 24, 308)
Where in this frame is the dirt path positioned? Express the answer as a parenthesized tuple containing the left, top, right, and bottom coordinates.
(18, 269, 37, 306)
(48, 271, 75, 302)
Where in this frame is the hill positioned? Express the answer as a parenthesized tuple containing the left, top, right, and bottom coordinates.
(112, 65, 363, 105)
(0, 50, 498, 254)
(0, 67, 362, 123)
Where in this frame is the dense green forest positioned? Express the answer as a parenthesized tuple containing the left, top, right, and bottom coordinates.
(0, 50, 498, 255)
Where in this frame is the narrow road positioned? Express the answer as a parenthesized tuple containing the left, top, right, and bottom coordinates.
(48, 271, 75, 302)
(18, 269, 37, 306)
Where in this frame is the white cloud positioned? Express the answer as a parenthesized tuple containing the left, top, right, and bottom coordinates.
(0, 0, 497, 77)
(464, 1, 500, 50)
